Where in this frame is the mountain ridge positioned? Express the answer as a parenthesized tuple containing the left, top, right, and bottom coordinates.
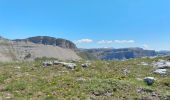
(0, 36, 80, 62)
(0, 36, 169, 61)
(13, 36, 77, 50)
(79, 48, 157, 60)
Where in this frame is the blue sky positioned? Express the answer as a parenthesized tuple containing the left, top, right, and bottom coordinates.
(0, 0, 170, 50)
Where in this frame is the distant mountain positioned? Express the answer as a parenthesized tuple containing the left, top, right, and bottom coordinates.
(0, 36, 80, 62)
(79, 48, 156, 60)
(13, 36, 77, 50)
(1, 36, 169, 61)
(157, 50, 170, 55)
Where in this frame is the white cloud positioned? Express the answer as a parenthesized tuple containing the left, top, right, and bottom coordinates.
(114, 40, 135, 44)
(97, 40, 135, 44)
(75, 39, 93, 44)
(97, 40, 113, 44)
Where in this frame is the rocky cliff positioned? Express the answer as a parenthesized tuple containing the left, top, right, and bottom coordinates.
(79, 48, 156, 60)
(14, 36, 77, 50)
(0, 36, 80, 62)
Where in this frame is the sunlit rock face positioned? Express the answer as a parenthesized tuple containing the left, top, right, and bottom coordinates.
(13, 36, 77, 50)
(0, 36, 80, 62)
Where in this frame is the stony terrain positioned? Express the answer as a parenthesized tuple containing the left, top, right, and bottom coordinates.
(0, 56, 169, 99)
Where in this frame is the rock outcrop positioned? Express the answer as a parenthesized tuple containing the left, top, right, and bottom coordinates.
(13, 36, 77, 50)
(152, 59, 170, 69)
(154, 69, 167, 75)
(152, 59, 170, 76)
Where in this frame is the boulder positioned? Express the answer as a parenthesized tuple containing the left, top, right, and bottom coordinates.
(63, 63, 76, 69)
(53, 60, 61, 65)
(144, 77, 155, 85)
(81, 63, 91, 68)
(43, 60, 76, 69)
(43, 61, 53, 67)
(153, 60, 170, 69)
(154, 69, 167, 75)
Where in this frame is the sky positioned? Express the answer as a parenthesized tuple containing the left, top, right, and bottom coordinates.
(0, 0, 170, 50)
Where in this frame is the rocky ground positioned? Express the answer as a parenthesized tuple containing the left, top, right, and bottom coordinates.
(0, 56, 169, 100)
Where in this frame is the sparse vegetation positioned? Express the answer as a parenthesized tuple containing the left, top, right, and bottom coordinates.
(0, 56, 169, 99)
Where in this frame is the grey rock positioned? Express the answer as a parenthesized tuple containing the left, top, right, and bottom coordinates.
(43, 61, 53, 67)
(53, 60, 61, 65)
(81, 63, 91, 68)
(152, 60, 170, 69)
(144, 77, 155, 85)
(44, 60, 77, 69)
(154, 69, 167, 75)
(63, 63, 77, 69)
(105, 92, 112, 96)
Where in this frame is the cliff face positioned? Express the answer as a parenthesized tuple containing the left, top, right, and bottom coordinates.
(55, 38, 77, 50)
(14, 36, 77, 50)
(79, 48, 156, 60)
(0, 36, 161, 62)
(0, 36, 80, 62)
(12, 41, 80, 61)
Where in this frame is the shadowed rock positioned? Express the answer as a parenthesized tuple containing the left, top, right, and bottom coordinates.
(81, 63, 91, 68)
(144, 77, 155, 85)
